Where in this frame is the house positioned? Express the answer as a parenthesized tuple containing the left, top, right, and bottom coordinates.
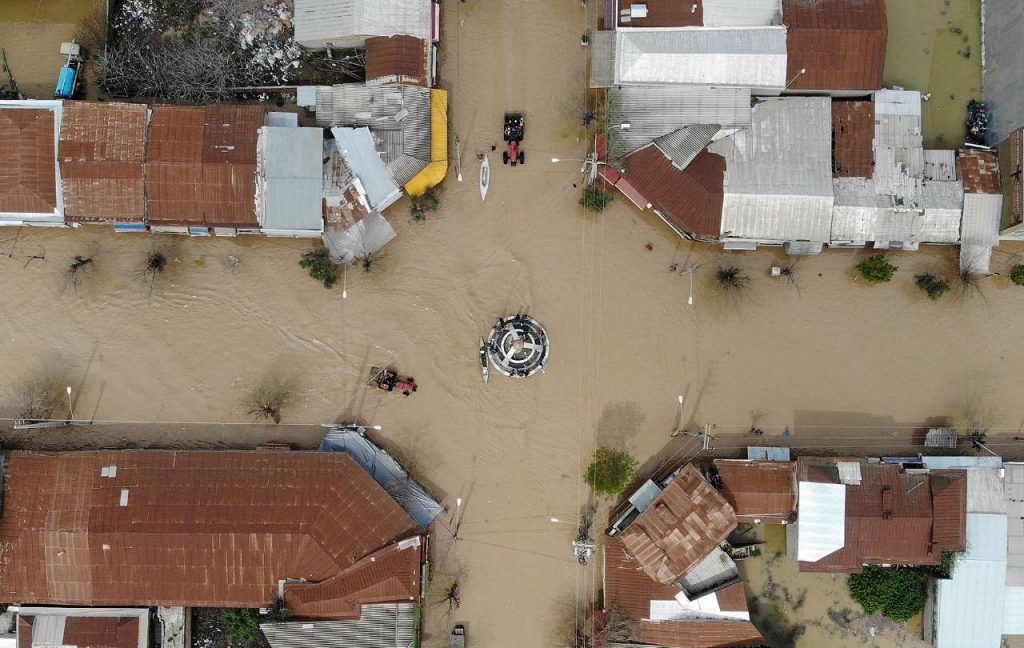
(781, 0, 886, 95)
(58, 101, 147, 229)
(0, 450, 426, 621)
(145, 105, 266, 235)
(997, 127, 1024, 239)
(256, 126, 325, 237)
(13, 607, 149, 648)
(1002, 463, 1024, 641)
(610, 0, 782, 29)
(713, 460, 797, 524)
(981, 0, 1024, 142)
(0, 100, 64, 225)
(958, 149, 1003, 273)
(293, 0, 433, 50)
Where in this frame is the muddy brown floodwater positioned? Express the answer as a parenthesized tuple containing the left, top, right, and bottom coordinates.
(1, 0, 1024, 647)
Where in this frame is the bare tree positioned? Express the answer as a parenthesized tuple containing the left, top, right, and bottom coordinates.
(243, 375, 293, 424)
(61, 255, 95, 294)
(13, 375, 65, 421)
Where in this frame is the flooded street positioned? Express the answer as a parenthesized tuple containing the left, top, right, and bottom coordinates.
(0, 0, 1021, 646)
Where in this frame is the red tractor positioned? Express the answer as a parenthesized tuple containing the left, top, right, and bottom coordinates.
(503, 112, 525, 166)
(371, 367, 418, 396)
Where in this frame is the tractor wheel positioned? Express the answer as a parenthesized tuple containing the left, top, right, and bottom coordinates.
(503, 151, 509, 164)
(519, 151, 525, 165)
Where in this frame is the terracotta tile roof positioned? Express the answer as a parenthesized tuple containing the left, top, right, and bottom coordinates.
(619, 465, 737, 585)
(783, 0, 887, 91)
(639, 619, 766, 648)
(0, 108, 57, 214)
(59, 101, 147, 222)
(713, 461, 796, 523)
(20, 614, 141, 648)
(930, 470, 967, 552)
(618, 0, 703, 28)
(0, 450, 423, 619)
(146, 104, 264, 227)
(622, 145, 725, 239)
(959, 149, 1001, 194)
(365, 36, 429, 87)
(832, 100, 876, 177)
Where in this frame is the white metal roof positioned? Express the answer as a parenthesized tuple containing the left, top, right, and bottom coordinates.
(933, 513, 1007, 648)
(331, 128, 402, 211)
(702, 0, 782, 26)
(747, 446, 790, 461)
(257, 127, 324, 234)
(294, 0, 430, 48)
(714, 97, 834, 243)
(796, 481, 845, 562)
(967, 468, 1007, 514)
(961, 192, 1004, 273)
(613, 27, 787, 90)
(1005, 464, 1024, 586)
(922, 456, 1004, 470)
(1004, 586, 1024, 635)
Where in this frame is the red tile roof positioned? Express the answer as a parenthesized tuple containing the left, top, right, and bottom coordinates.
(146, 104, 264, 228)
(59, 101, 147, 223)
(832, 100, 876, 177)
(622, 145, 725, 239)
(930, 470, 967, 552)
(619, 465, 737, 585)
(618, 0, 703, 28)
(365, 36, 429, 87)
(0, 108, 57, 215)
(0, 450, 423, 619)
(19, 614, 140, 648)
(713, 461, 796, 523)
(959, 149, 1001, 194)
(783, 0, 887, 91)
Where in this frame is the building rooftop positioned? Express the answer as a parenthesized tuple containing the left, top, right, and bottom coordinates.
(618, 465, 737, 586)
(1006, 463, 1024, 586)
(782, 0, 886, 91)
(0, 101, 62, 222)
(16, 607, 148, 648)
(998, 128, 1022, 231)
(713, 460, 796, 523)
(256, 126, 324, 234)
(365, 35, 429, 88)
(0, 450, 423, 619)
(959, 149, 1001, 194)
(261, 603, 416, 648)
(831, 100, 875, 177)
(981, 0, 1024, 141)
(59, 101, 147, 223)
(615, 0, 781, 29)
(294, 0, 431, 49)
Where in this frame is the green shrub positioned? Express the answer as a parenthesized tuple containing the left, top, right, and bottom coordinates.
(299, 246, 340, 289)
(914, 273, 951, 301)
(410, 187, 440, 220)
(1011, 264, 1024, 286)
(222, 608, 260, 638)
(856, 254, 898, 283)
(585, 447, 638, 496)
(580, 188, 613, 214)
(847, 566, 927, 621)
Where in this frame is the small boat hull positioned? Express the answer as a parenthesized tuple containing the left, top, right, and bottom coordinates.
(478, 338, 489, 384)
(479, 156, 490, 202)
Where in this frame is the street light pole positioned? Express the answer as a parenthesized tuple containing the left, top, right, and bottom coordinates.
(66, 386, 74, 422)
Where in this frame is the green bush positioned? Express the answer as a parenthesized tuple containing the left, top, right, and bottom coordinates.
(580, 188, 613, 214)
(1010, 264, 1024, 286)
(222, 608, 260, 638)
(856, 254, 898, 284)
(847, 566, 927, 621)
(585, 447, 638, 496)
(299, 246, 340, 289)
(410, 187, 440, 220)
(914, 273, 951, 301)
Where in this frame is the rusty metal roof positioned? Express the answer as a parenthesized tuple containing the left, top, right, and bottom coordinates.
(832, 100, 876, 177)
(618, 0, 703, 27)
(713, 460, 796, 523)
(605, 536, 689, 620)
(931, 470, 968, 552)
(146, 104, 264, 227)
(0, 108, 57, 215)
(19, 614, 141, 648)
(59, 101, 147, 223)
(0, 450, 423, 618)
(365, 36, 428, 87)
(639, 618, 766, 647)
(783, 0, 887, 91)
(959, 149, 1001, 194)
(623, 145, 725, 239)
(619, 465, 737, 585)
(1000, 129, 1023, 228)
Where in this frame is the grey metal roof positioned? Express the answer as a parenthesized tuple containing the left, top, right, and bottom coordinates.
(613, 27, 787, 89)
(256, 127, 324, 233)
(1005, 463, 1024, 586)
(314, 84, 431, 186)
(607, 85, 750, 158)
(960, 192, 1003, 273)
(590, 31, 616, 88)
(331, 127, 402, 211)
(713, 97, 834, 243)
(932, 513, 1007, 648)
(982, 0, 1024, 141)
(261, 603, 416, 648)
(678, 547, 740, 600)
(924, 428, 958, 449)
(924, 149, 957, 181)
(654, 125, 720, 170)
(747, 446, 790, 461)
(703, 0, 782, 26)
(294, 0, 430, 49)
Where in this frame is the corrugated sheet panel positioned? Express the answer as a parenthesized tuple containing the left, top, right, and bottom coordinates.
(1005, 464, 1024, 585)
(998, 129, 1022, 231)
(365, 35, 428, 88)
(614, 28, 787, 89)
(622, 146, 724, 238)
(0, 107, 58, 216)
(783, 0, 886, 91)
(639, 619, 765, 647)
(294, 0, 430, 49)
(261, 603, 416, 648)
(961, 192, 1002, 245)
(923, 150, 957, 181)
(982, 0, 1024, 141)
(331, 127, 402, 210)
(604, 536, 690, 621)
(1004, 585, 1024, 635)
(714, 460, 796, 522)
(966, 469, 1006, 514)
(796, 481, 845, 562)
(702, 0, 781, 26)
(832, 100, 875, 177)
(933, 513, 1007, 648)
(654, 124, 720, 170)
(256, 127, 324, 232)
(589, 31, 616, 88)
(931, 470, 967, 553)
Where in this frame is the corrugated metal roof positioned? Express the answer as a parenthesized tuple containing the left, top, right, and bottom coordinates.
(638, 618, 765, 647)
(0, 101, 62, 221)
(982, 0, 1024, 141)
(613, 27, 787, 89)
(654, 125, 720, 170)
(921, 456, 1004, 470)
(294, 0, 430, 49)
(616, 0, 703, 28)
(959, 149, 1001, 194)
(931, 470, 968, 552)
(605, 536, 688, 621)
(678, 547, 740, 599)
(589, 31, 616, 87)
(261, 603, 416, 648)
(923, 150, 957, 181)
(782, 0, 886, 91)
(365, 35, 428, 88)
(0, 450, 423, 618)
(618, 465, 737, 586)
(256, 126, 324, 234)
(714, 460, 796, 523)
(702, 0, 781, 26)
(796, 481, 845, 562)
(607, 85, 751, 159)
(1005, 463, 1024, 586)
(966, 468, 1006, 514)
(17, 607, 147, 648)
(622, 145, 725, 239)
(960, 192, 1003, 273)
(933, 513, 1007, 648)
(832, 100, 875, 177)
(59, 101, 147, 223)
(714, 97, 834, 243)
(1004, 585, 1024, 635)
(747, 446, 790, 461)
(331, 127, 402, 211)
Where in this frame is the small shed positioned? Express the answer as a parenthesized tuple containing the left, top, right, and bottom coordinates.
(924, 427, 958, 449)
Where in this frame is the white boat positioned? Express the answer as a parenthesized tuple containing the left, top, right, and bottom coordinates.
(479, 155, 490, 202)
(479, 337, 489, 384)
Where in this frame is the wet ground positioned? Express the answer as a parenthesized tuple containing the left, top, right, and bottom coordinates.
(884, 0, 983, 148)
